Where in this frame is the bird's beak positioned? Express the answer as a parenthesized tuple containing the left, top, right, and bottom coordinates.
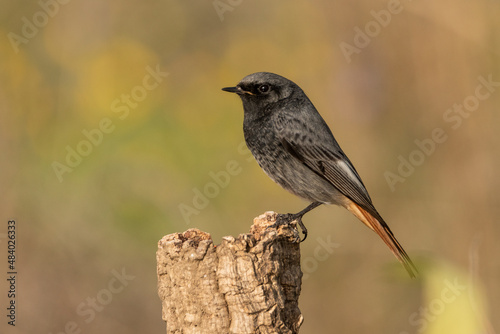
(222, 86, 255, 95)
(221, 86, 241, 94)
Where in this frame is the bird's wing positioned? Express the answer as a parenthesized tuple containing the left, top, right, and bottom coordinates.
(273, 108, 378, 219)
(274, 107, 418, 277)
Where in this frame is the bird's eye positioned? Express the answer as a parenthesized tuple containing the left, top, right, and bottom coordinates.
(258, 85, 270, 93)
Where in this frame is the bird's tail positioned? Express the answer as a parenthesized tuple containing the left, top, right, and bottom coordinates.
(346, 202, 418, 278)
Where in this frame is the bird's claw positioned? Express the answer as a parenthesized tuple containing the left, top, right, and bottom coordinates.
(296, 218, 308, 242)
(270, 213, 308, 242)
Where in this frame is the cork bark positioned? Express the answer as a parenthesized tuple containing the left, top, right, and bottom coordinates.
(156, 211, 303, 334)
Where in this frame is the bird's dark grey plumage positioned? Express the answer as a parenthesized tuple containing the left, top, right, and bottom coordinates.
(222, 72, 417, 277)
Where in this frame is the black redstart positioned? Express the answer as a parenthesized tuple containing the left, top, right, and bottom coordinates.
(222, 72, 417, 277)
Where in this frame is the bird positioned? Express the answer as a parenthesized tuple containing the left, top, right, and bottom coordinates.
(222, 72, 417, 277)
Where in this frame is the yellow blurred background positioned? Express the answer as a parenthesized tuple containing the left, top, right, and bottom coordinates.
(1, 0, 499, 333)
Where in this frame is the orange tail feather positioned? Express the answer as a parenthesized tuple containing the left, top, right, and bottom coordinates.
(346, 202, 417, 278)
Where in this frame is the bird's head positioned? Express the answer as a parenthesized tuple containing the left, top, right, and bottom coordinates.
(222, 72, 301, 111)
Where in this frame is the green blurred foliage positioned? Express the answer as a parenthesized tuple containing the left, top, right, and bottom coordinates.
(1, 0, 499, 333)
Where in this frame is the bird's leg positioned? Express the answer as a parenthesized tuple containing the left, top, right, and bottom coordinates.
(272, 202, 323, 242)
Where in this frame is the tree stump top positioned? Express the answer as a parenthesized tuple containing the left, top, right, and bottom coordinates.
(157, 211, 304, 334)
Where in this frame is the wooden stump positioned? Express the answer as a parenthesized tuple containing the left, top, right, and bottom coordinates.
(156, 211, 304, 334)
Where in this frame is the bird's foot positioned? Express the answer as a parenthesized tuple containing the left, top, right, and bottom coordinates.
(270, 213, 308, 242)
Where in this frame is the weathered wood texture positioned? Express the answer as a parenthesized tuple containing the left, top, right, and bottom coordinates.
(157, 211, 303, 334)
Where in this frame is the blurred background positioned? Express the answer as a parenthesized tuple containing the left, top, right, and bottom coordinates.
(1, 0, 499, 333)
